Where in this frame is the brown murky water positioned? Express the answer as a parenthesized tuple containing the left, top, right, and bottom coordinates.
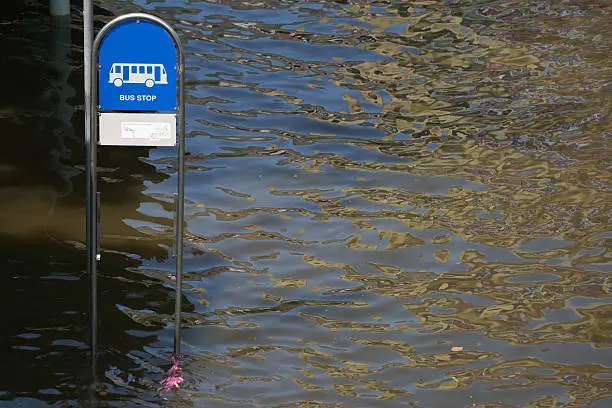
(1, 0, 610, 407)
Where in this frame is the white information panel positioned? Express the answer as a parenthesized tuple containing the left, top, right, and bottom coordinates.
(99, 112, 176, 146)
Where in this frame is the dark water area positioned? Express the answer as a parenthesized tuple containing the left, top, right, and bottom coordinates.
(1, 0, 611, 407)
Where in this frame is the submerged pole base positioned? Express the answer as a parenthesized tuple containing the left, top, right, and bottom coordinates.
(159, 354, 184, 393)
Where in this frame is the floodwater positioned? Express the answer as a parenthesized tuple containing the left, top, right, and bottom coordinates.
(1, 0, 610, 407)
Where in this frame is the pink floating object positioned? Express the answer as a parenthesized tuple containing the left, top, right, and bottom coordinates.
(160, 355, 184, 393)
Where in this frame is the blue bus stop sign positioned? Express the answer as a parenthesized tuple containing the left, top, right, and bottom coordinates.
(99, 20, 177, 112)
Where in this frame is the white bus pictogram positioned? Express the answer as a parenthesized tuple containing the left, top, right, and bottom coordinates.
(109, 63, 168, 88)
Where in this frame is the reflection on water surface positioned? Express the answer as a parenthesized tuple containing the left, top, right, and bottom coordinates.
(1, 0, 610, 407)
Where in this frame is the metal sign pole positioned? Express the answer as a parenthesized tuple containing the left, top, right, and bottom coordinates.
(174, 49, 186, 357)
(89, 13, 186, 359)
(83, 0, 97, 368)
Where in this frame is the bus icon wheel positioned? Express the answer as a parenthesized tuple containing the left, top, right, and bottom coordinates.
(113, 78, 123, 87)
(145, 79, 155, 88)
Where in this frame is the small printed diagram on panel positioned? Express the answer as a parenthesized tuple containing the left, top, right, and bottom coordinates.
(109, 63, 168, 88)
(122, 122, 171, 140)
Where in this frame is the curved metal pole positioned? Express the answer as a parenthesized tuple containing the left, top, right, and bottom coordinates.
(83, 0, 97, 363)
(83, 1, 101, 405)
(91, 13, 186, 357)
(175, 29, 186, 358)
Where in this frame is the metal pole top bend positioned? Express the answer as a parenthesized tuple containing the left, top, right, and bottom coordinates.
(92, 13, 185, 67)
